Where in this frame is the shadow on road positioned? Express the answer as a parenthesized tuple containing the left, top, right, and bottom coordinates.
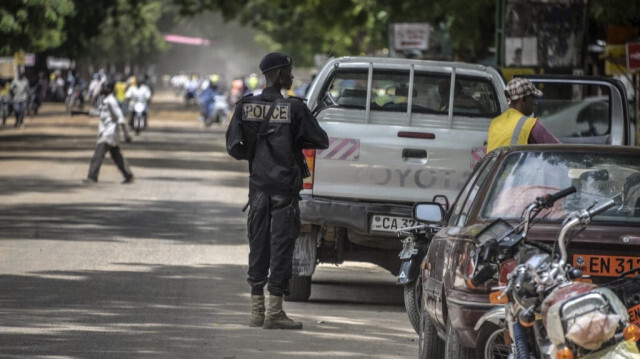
(0, 200, 246, 245)
(0, 263, 412, 358)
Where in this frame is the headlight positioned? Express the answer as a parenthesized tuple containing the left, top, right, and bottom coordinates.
(134, 102, 146, 112)
(544, 286, 628, 350)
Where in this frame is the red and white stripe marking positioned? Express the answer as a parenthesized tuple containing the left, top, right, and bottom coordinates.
(470, 146, 486, 169)
(317, 137, 360, 161)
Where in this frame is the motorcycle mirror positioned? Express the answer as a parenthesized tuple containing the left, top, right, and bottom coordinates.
(413, 202, 444, 224)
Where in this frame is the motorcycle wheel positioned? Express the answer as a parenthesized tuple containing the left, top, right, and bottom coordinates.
(134, 116, 141, 135)
(476, 322, 510, 359)
(445, 317, 475, 359)
(419, 311, 444, 359)
(403, 279, 422, 334)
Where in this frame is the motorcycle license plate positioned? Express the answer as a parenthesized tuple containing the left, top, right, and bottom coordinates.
(370, 215, 419, 232)
(572, 254, 640, 277)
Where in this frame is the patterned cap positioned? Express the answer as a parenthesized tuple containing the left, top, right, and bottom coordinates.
(259, 52, 293, 74)
(505, 78, 543, 101)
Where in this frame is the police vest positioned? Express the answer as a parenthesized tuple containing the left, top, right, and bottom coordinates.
(487, 108, 537, 152)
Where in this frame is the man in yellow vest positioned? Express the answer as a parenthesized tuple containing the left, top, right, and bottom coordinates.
(487, 77, 559, 152)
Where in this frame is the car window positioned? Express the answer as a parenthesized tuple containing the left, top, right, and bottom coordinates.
(322, 69, 501, 122)
(535, 83, 612, 144)
(448, 155, 498, 227)
(454, 156, 498, 227)
(481, 151, 640, 224)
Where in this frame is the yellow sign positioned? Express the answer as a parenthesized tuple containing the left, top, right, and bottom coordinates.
(500, 67, 537, 83)
(13, 51, 25, 66)
(602, 45, 627, 75)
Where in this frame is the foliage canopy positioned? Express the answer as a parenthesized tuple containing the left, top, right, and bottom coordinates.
(1, 0, 638, 68)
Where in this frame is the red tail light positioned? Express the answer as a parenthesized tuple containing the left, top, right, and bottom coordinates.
(499, 258, 518, 285)
(302, 149, 316, 190)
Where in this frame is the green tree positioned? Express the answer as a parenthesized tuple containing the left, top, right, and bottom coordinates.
(84, 0, 168, 69)
(0, 0, 75, 56)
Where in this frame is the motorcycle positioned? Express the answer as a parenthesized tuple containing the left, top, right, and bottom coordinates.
(129, 97, 148, 135)
(470, 187, 640, 358)
(26, 86, 41, 116)
(395, 195, 448, 334)
(201, 94, 229, 126)
(66, 85, 84, 114)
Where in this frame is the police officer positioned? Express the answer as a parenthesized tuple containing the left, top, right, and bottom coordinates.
(225, 52, 329, 329)
(487, 77, 559, 152)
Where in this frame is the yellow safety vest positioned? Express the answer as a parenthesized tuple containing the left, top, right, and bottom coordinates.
(487, 108, 537, 152)
(114, 82, 127, 102)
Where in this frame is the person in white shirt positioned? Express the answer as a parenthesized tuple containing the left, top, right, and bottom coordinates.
(87, 73, 102, 106)
(83, 79, 134, 184)
(10, 71, 30, 127)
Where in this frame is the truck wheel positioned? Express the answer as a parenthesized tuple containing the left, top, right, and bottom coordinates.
(476, 322, 509, 359)
(285, 275, 311, 302)
(403, 279, 421, 334)
(419, 311, 444, 359)
(445, 318, 475, 359)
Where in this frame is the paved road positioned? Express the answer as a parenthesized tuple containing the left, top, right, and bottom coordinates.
(0, 97, 417, 359)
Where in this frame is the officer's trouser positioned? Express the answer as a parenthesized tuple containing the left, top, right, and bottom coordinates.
(246, 190, 300, 297)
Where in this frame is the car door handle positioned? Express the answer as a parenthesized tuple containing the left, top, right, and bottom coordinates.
(402, 148, 427, 159)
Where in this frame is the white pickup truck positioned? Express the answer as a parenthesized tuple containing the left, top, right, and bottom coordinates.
(287, 56, 634, 302)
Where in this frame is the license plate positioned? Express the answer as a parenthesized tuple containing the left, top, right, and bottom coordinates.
(370, 215, 419, 232)
(629, 303, 640, 325)
(572, 254, 640, 277)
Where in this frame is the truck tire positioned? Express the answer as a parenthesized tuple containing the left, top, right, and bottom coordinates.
(445, 318, 475, 359)
(403, 279, 421, 334)
(285, 275, 311, 302)
(419, 311, 444, 359)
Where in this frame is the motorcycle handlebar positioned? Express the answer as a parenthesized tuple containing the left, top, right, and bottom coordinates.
(586, 199, 616, 219)
(513, 268, 527, 291)
(537, 186, 576, 209)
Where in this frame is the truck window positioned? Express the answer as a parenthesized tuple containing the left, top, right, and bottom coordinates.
(536, 83, 612, 144)
(322, 69, 499, 116)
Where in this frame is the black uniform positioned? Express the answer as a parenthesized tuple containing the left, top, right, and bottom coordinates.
(226, 86, 328, 296)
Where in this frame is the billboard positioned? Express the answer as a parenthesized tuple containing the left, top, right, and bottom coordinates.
(504, 0, 588, 69)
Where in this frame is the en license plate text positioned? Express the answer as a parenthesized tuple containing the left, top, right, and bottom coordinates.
(572, 254, 640, 277)
(371, 215, 418, 232)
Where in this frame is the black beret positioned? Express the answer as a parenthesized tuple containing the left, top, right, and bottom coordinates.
(259, 52, 293, 74)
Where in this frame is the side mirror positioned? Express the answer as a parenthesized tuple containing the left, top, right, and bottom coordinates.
(413, 202, 445, 224)
(311, 91, 338, 117)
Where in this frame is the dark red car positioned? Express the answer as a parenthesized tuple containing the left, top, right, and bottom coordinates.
(417, 145, 640, 359)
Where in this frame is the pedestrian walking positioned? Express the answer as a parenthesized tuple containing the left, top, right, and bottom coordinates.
(10, 71, 29, 128)
(83, 79, 134, 184)
(225, 52, 329, 330)
(487, 77, 560, 152)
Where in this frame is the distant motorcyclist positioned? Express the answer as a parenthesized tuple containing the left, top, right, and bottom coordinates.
(198, 76, 229, 126)
(124, 76, 151, 129)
